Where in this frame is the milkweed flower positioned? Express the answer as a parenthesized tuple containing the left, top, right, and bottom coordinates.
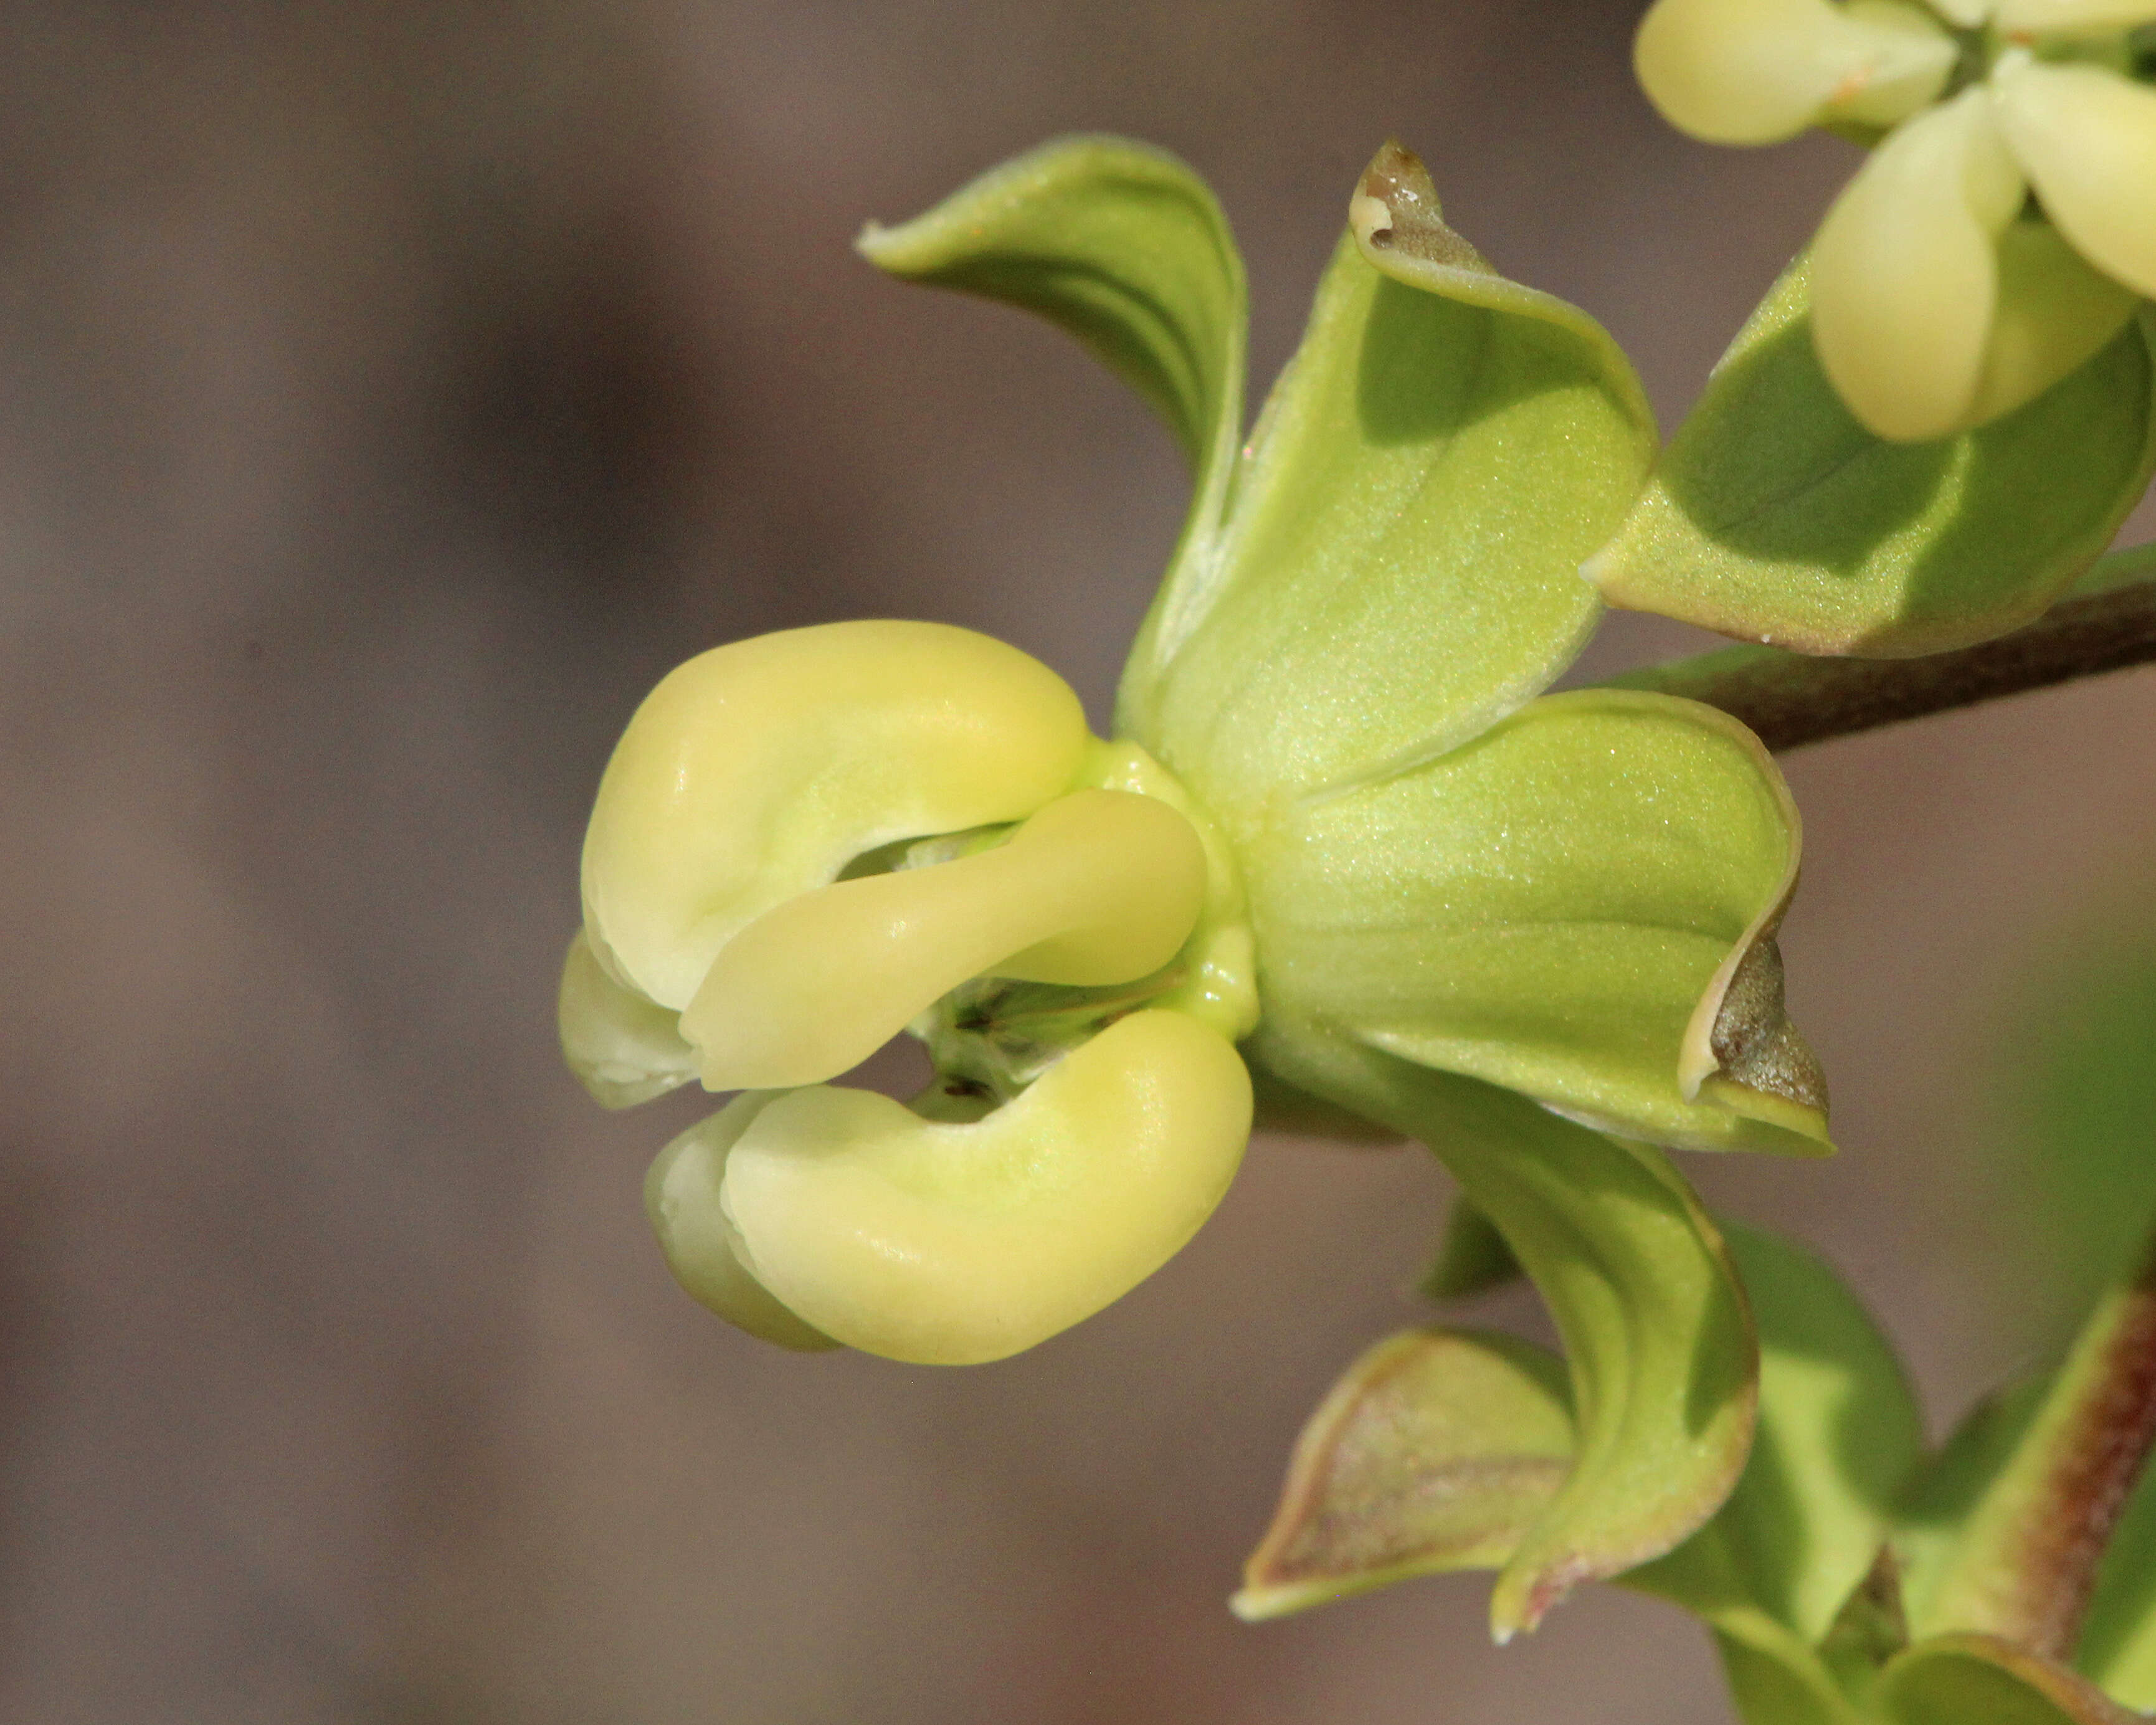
(1637, 0, 2156, 439)
(558, 131, 1828, 1560)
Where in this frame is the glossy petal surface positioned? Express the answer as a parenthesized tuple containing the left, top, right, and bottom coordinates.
(1128, 145, 1653, 809)
(558, 929, 697, 1109)
(646, 1095, 840, 1352)
(721, 1010, 1251, 1365)
(1247, 690, 1823, 1156)
(1812, 89, 2022, 443)
(1586, 258, 2156, 655)
(681, 789, 1206, 1090)
(582, 621, 1089, 1009)
(1993, 57, 2156, 302)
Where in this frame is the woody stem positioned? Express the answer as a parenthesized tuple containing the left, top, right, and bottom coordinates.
(1602, 545, 2156, 753)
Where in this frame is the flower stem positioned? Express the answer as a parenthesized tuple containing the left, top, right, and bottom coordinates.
(1602, 544, 2156, 753)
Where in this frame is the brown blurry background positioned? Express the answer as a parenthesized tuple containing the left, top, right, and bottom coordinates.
(3, 4, 2154, 1721)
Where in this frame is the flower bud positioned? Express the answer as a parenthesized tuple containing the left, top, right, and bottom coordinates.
(1635, 0, 1953, 146)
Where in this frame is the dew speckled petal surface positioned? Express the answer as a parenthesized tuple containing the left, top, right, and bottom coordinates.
(1635, 0, 1952, 145)
(719, 1010, 1252, 1365)
(1812, 88, 2024, 443)
(1993, 55, 2156, 302)
(581, 620, 1089, 1010)
(1243, 689, 1825, 1156)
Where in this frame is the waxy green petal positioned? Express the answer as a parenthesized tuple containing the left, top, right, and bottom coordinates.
(558, 929, 697, 1109)
(1635, 1225, 1924, 1641)
(646, 1096, 840, 1352)
(1812, 89, 2023, 443)
(857, 135, 1247, 716)
(1585, 255, 2156, 655)
(1244, 1034, 1758, 1638)
(682, 789, 1207, 1091)
(1246, 689, 1824, 1156)
(582, 620, 1089, 1010)
(1233, 1328, 1573, 1620)
(1635, 0, 1955, 145)
(1127, 144, 1654, 809)
(1992, 56, 2156, 302)
(721, 1010, 1251, 1365)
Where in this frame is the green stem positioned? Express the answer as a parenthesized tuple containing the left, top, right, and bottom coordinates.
(1603, 546, 2156, 753)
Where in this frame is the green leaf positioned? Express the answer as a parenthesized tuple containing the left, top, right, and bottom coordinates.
(1585, 259, 2156, 657)
(1232, 1327, 1574, 1621)
(1881, 1635, 2142, 1725)
(858, 133, 1245, 639)
(1246, 688, 1828, 1157)
(1244, 1032, 1759, 1640)
(1126, 141, 1656, 809)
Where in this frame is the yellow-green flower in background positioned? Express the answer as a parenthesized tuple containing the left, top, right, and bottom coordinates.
(1638, 0, 2156, 440)
(564, 136, 1834, 1635)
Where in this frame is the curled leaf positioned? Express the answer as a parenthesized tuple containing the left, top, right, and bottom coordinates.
(1233, 1328, 1573, 1620)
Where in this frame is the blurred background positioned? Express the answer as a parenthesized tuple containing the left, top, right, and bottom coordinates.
(4, 2, 2154, 1720)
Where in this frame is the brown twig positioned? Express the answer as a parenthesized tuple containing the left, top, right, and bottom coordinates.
(1604, 546, 2156, 753)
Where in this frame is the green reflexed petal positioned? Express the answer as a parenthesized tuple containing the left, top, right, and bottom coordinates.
(583, 620, 1090, 1010)
(1995, 0, 2156, 27)
(1812, 90, 2021, 444)
(858, 136, 1246, 721)
(2078, 1453, 2156, 1709)
(1247, 689, 1825, 1156)
(558, 929, 697, 1109)
(1881, 1635, 2142, 1725)
(1993, 56, 2156, 302)
(1585, 255, 2156, 655)
(1422, 1196, 1526, 1300)
(681, 789, 1206, 1091)
(1232, 1328, 1575, 1621)
(1630, 1225, 1924, 1655)
(721, 1009, 1251, 1365)
(646, 1096, 842, 1352)
(1969, 219, 2142, 429)
(1635, 0, 1953, 144)
(1126, 143, 1654, 810)
(1245, 1034, 1759, 1638)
